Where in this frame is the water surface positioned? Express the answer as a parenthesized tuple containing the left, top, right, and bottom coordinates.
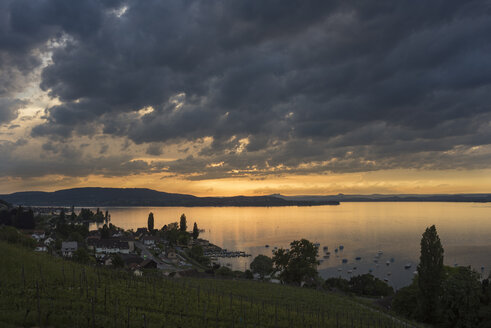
(90, 202, 491, 289)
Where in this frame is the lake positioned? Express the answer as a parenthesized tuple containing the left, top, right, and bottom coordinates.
(90, 202, 491, 289)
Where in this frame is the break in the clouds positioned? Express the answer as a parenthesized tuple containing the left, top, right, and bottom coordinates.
(2, 0, 491, 182)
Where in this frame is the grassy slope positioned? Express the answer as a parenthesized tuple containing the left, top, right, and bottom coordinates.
(0, 241, 411, 327)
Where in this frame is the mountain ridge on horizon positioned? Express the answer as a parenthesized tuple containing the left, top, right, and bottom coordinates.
(0, 187, 490, 206)
(0, 187, 340, 207)
(271, 193, 491, 203)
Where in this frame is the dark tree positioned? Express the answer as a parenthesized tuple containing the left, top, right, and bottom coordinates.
(13, 207, 35, 229)
(348, 273, 394, 296)
(417, 225, 444, 323)
(179, 214, 187, 232)
(250, 255, 273, 278)
(192, 222, 199, 240)
(147, 212, 154, 232)
(273, 239, 319, 285)
(111, 254, 124, 268)
(441, 266, 481, 327)
(72, 248, 91, 264)
(101, 224, 110, 239)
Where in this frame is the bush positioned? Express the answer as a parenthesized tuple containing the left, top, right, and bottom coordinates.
(215, 266, 234, 277)
(349, 274, 394, 297)
(392, 281, 419, 318)
(324, 277, 349, 292)
(0, 226, 36, 249)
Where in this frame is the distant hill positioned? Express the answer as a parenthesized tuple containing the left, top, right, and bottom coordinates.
(270, 193, 491, 203)
(0, 187, 340, 207)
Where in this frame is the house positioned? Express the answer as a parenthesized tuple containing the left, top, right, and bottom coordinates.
(35, 243, 47, 252)
(140, 259, 157, 269)
(119, 236, 135, 251)
(135, 227, 148, 238)
(120, 254, 144, 267)
(87, 239, 130, 255)
(21, 230, 46, 241)
(43, 237, 55, 246)
(31, 230, 46, 241)
(61, 241, 78, 257)
(167, 250, 177, 259)
(142, 235, 158, 246)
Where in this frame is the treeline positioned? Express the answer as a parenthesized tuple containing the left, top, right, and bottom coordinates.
(0, 204, 36, 229)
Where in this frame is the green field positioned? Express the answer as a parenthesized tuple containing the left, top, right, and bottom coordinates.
(0, 241, 414, 327)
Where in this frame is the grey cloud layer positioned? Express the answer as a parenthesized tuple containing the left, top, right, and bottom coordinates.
(2, 0, 491, 178)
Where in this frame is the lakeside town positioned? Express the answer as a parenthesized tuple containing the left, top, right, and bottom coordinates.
(13, 205, 256, 279)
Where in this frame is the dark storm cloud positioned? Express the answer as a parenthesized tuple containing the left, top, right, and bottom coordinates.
(2, 0, 491, 178)
(0, 98, 26, 124)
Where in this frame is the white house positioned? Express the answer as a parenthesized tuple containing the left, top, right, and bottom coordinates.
(142, 236, 158, 246)
(90, 240, 130, 255)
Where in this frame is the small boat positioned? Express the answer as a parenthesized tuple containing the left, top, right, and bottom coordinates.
(404, 263, 412, 269)
(386, 261, 390, 266)
(339, 245, 344, 250)
(265, 245, 269, 248)
(342, 258, 348, 263)
(355, 256, 361, 261)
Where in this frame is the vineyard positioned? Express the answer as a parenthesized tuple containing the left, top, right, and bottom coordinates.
(0, 241, 416, 327)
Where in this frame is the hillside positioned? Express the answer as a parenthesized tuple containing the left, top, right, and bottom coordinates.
(0, 187, 339, 207)
(0, 241, 408, 327)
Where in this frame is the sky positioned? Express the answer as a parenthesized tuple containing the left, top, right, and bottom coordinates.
(1, 0, 491, 196)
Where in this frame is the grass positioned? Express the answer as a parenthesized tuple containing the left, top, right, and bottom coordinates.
(0, 241, 415, 327)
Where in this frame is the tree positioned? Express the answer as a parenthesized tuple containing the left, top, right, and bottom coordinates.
(348, 274, 394, 296)
(72, 248, 91, 264)
(147, 212, 154, 232)
(111, 254, 124, 268)
(179, 214, 187, 232)
(192, 222, 199, 240)
(417, 225, 444, 323)
(250, 255, 273, 278)
(440, 266, 481, 327)
(101, 224, 110, 239)
(187, 245, 210, 266)
(177, 231, 189, 245)
(164, 222, 179, 245)
(272, 239, 319, 285)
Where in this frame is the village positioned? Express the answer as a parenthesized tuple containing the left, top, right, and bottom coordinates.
(23, 207, 252, 278)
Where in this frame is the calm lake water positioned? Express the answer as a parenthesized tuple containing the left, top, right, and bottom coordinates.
(90, 202, 491, 289)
